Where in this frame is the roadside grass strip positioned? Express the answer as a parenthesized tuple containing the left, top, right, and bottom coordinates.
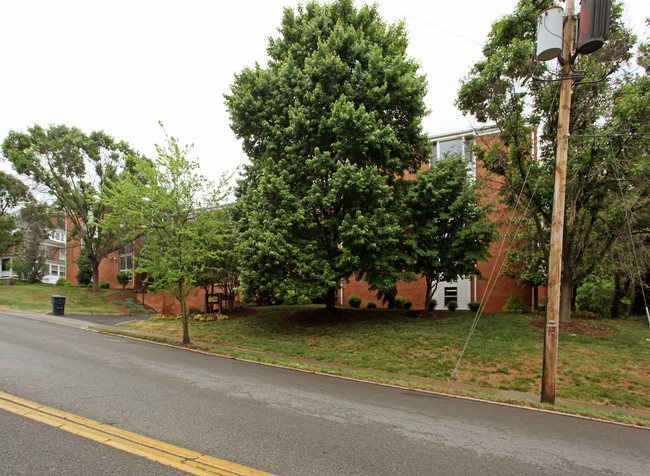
(0, 390, 273, 476)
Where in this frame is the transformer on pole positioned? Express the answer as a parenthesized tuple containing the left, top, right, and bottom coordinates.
(535, 0, 611, 405)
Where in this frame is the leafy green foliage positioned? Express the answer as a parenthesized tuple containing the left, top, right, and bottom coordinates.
(576, 276, 614, 318)
(226, 0, 429, 309)
(99, 281, 110, 289)
(2, 124, 143, 291)
(347, 295, 362, 308)
(447, 300, 458, 312)
(502, 293, 527, 314)
(0, 171, 32, 251)
(366, 300, 377, 309)
(116, 271, 132, 289)
(405, 156, 496, 309)
(75, 250, 93, 286)
(193, 207, 239, 310)
(105, 125, 231, 344)
(55, 278, 71, 287)
(11, 202, 54, 284)
(468, 301, 481, 312)
(456, 2, 650, 321)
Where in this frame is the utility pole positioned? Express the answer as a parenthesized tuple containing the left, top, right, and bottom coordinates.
(541, 0, 575, 405)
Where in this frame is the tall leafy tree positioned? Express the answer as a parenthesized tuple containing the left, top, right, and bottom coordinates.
(456, 1, 650, 321)
(0, 171, 32, 251)
(105, 128, 231, 344)
(2, 124, 143, 290)
(226, 0, 429, 309)
(405, 157, 496, 309)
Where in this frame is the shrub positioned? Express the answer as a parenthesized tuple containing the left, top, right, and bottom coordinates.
(447, 300, 458, 312)
(75, 251, 93, 286)
(55, 277, 71, 287)
(427, 298, 437, 311)
(403, 300, 412, 310)
(576, 276, 613, 318)
(87, 283, 93, 288)
(366, 301, 377, 309)
(502, 293, 527, 313)
(468, 301, 481, 312)
(99, 281, 110, 289)
(189, 307, 203, 314)
(116, 271, 132, 289)
(394, 297, 406, 309)
(347, 295, 362, 308)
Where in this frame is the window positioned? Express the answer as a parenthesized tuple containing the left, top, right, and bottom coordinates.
(1, 258, 11, 272)
(431, 137, 474, 166)
(119, 255, 133, 272)
(444, 287, 458, 306)
(50, 230, 65, 242)
(49, 264, 65, 277)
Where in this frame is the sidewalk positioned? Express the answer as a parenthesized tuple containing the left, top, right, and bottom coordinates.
(3, 306, 650, 423)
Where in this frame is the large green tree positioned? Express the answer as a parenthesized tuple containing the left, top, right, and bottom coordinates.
(226, 0, 429, 309)
(0, 171, 32, 251)
(105, 128, 231, 344)
(456, 1, 650, 321)
(405, 157, 496, 309)
(2, 124, 143, 290)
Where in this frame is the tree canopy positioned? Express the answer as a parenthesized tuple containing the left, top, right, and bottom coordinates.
(405, 157, 496, 309)
(0, 171, 32, 252)
(105, 127, 231, 344)
(226, 0, 429, 309)
(456, 1, 650, 321)
(2, 124, 143, 290)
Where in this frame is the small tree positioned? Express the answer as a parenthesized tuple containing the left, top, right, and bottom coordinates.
(13, 202, 54, 283)
(116, 270, 132, 289)
(75, 250, 93, 286)
(105, 125, 230, 344)
(405, 157, 496, 309)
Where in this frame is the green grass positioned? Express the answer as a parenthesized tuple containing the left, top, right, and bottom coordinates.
(120, 306, 650, 410)
(0, 283, 121, 314)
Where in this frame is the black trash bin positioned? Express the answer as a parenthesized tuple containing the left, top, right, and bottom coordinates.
(51, 295, 66, 316)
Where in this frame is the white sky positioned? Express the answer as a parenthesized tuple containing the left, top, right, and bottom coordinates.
(1, 0, 648, 184)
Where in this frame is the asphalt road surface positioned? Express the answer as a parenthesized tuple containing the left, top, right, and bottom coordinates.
(1, 311, 648, 475)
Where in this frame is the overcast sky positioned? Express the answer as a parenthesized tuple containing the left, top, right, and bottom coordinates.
(1, 0, 648, 184)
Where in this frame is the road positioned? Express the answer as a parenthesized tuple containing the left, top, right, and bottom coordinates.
(1, 311, 648, 475)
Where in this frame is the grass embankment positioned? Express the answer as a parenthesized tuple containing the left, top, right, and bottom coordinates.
(0, 283, 121, 314)
(121, 306, 650, 412)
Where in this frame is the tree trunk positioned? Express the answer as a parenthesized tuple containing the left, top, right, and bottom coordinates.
(325, 288, 336, 311)
(179, 282, 190, 344)
(559, 277, 572, 323)
(91, 261, 100, 292)
(424, 276, 432, 310)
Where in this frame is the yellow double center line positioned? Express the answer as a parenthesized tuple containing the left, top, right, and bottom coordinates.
(0, 390, 273, 476)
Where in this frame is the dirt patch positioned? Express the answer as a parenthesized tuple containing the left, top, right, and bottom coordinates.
(405, 310, 452, 321)
(529, 318, 614, 337)
(282, 307, 373, 327)
(223, 306, 259, 318)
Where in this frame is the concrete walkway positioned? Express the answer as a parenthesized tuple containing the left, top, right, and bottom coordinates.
(3, 306, 649, 422)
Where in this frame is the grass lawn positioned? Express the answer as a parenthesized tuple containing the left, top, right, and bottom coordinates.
(0, 283, 121, 314)
(121, 305, 650, 411)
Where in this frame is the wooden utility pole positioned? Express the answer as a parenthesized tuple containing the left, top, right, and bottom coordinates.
(542, 0, 575, 404)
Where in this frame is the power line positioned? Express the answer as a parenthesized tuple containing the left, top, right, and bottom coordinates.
(377, 2, 484, 46)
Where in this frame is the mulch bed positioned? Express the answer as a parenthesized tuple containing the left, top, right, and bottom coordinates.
(282, 308, 375, 327)
(405, 310, 452, 321)
(529, 318, 614, 337)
